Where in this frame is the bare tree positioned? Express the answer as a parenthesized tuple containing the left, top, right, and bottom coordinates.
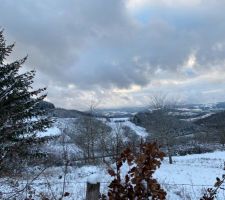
(96, 121, 112, 161)
(122, 125, 140, 154)
(149, 94, 179, 164)
(110, 122, 125, 160)
(70, 105, 112, 164)
(71, 115, 98, 163)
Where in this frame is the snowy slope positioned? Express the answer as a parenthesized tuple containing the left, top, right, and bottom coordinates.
(36, 126, 61, 137)
(107, 118, 149, 138)
(123, 120, 149, 137)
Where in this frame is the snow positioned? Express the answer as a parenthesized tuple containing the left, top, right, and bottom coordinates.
(154, 151, 225, 199)
(43, 142, 82, 157)
(36, 118, 77, 138)
(1, 151, 225, 199)
(87, 173, 103, 184)
(123, 121, 149, 137)
(109, 117, 130, 122)
(186, 113, 214, 121)
(107, 118, 149, 138)
(36, 126, 61, 137)
(59, 151, 225, 199)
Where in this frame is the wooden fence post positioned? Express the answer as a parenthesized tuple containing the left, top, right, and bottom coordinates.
(86, 182, 100, 200)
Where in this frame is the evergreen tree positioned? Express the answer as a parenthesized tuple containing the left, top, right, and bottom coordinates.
(0, 30, 53, 175)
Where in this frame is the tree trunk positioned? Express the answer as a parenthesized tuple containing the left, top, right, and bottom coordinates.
(87, 142, 90, 163)
(168, 154, 173, 164)
(166, 138, 173, 164)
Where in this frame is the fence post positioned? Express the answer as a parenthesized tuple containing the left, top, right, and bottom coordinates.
(86, 182, 100, 200)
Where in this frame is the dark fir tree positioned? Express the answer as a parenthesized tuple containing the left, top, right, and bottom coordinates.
(0, 31, 53, 175)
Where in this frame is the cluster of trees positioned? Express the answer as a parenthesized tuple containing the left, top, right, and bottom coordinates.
(132, 95, 183, 164)
(69, 115, 112, 163)
(133, 94, 225, 164)
(194, 111, 225, 145)
(65, 115, 142, 164)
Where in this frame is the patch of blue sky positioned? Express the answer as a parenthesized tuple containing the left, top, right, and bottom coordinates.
(184, 68, 198, 77)
(134, 6, 204, 30)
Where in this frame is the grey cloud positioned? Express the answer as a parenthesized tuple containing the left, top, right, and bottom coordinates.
(1, 0, 225, 87)
(1, 0, 129, 82)
(1, 0, 225, 108)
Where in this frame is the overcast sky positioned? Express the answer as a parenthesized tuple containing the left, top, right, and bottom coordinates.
(1, 0, 225, 110)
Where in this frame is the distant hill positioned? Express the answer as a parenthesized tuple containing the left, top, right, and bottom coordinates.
(37, 100, 225, 119)
(37, 101, 86, 118)
(36, 101, 55, 110)
(51, 108, 86, 118)
(215, 102, 225, 109)
(194, 111, 225, 129)
(97, 101, 225, 119)
(96, 106, 147, 118)
(132, 110, 203, 137)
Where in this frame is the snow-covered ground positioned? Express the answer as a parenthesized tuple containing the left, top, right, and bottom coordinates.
(186, 113, 214, 122)
(155, 151, 225, 199)
(123, 120, 149, 137)
(1, 151, 224, 199)
(36, 126, 61, 137)
(107, 118, 149, 138)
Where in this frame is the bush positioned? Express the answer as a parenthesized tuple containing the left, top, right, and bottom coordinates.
(106, 142, 166, 199)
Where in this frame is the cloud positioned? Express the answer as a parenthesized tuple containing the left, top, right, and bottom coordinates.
(1, 0, 225, 108)
(126, 0, 203, 10)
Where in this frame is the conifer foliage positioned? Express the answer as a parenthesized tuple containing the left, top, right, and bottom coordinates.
(0, 30, 52, 174)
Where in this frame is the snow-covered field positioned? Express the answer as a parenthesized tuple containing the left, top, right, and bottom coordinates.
(1, 151, 224, 199)
(155, 151, 225, 199)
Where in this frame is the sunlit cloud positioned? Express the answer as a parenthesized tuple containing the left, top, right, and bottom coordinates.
(1, 0, 225, 109)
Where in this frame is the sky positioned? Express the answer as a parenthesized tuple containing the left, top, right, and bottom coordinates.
(1, 0, 225, 110)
